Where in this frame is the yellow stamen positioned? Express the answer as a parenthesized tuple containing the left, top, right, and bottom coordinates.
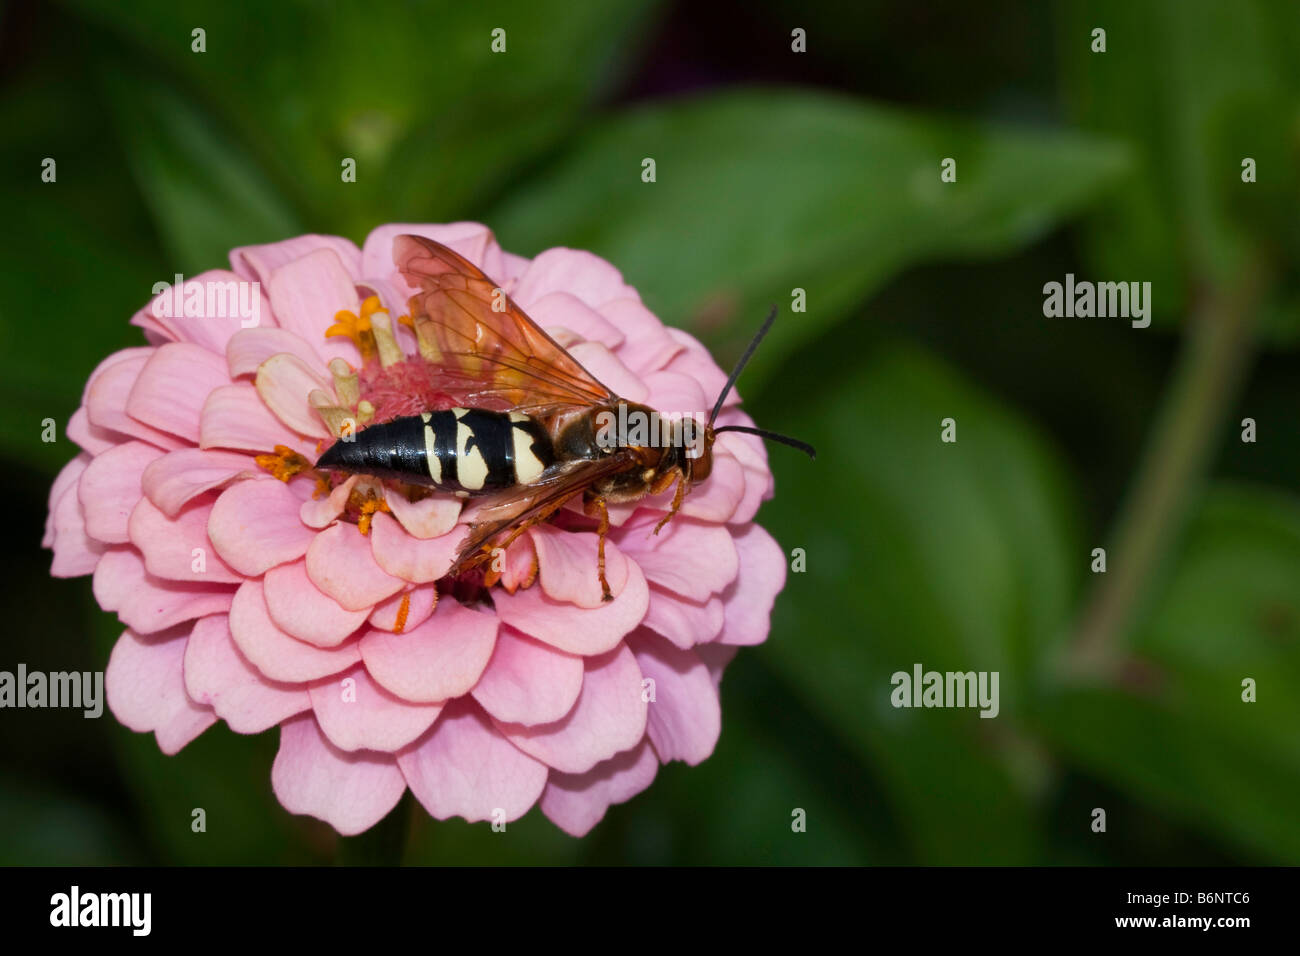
(326, 295, 390, 362)
(255, 445, 311, 482)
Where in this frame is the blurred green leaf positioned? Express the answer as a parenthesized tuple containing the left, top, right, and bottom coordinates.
(100, 70, 304, 275)
(66, 0, 663, 237)
(0, 782, 143, 865)
(490, 87, 1129, 387)
(1039, 485, 1300, 862)
(0, 46, 164, 474)
(750, 338, 1082, 862)
(1059, 0, 1300, 338)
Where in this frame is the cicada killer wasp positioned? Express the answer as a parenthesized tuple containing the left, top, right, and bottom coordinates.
(317, 235, 814, 600)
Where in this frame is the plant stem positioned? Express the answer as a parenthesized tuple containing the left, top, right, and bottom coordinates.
(1066, 262, 1269, 679)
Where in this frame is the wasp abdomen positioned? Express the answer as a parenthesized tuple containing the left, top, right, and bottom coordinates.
(316, 407, 554, 495)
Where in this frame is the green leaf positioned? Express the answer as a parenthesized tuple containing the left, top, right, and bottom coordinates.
(0, 48, 165, 473)
(748, 337, 1082, 862)
(66, 0, 663, 237)
(100, 70, 304, 276)
(1059, 0, 1300, 338)
(489, 87, 1129, 388)
(1040, 485, 1300, 862)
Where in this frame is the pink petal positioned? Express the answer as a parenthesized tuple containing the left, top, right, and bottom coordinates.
(208, 478, 317, 576)
(200, 383, 318, 458)
(267, 248, 362, 366)
(499, 535, 538, 592)
(359, 600, 497, 703)
(695, 643, 739, 689)
(48, 456, 105, 577)
(271, 713, 406, 836)
(513, 248, 637, 310)
(717, 523, 786, 646)
(384, 492, 461, 539)
(496, 644, 647, 775)
(630, 629, 720, 765)
(66, 405, 118, 455)
(183, 614, 311, 733)
(305, 522, 406, 611)
(369, 513, 463, 583)
(45, 454, 86, 548)
(714, 409, 774, 524)
(226, 327, 325, 378)
(539, 739, 659, 837)
(531, 524, 630, 609)
(231, 234, 362, 285)
(471, 626, 584, 727)
(397, 698, 547, 824)
(613, 512, 738, 601)
(679, 447, 746, 522)
(141, 447, 255, 517)
(601, 299, 682, 374)
(565, 342, 647, 402)
(642, 588, 725, 649)
(309, 664, 443, 753)
(368, 584, 437, 633)
(105, 625, 216, 754)
(528, 291, 625, 349)
(254, 353, 331, 438)
(300, 475, 358, 529)
(93, 548, 235, 634)
(228, 579, 361, 682)
(641, 370, 708, 418)
(81, 347, 156, 406)
(78, 441, 164, 544)
(128, 494, 243, 584)
(84, 353, 185, 450)
(365, 222, 506, 288)
(262, 559, 371, 647)
(494, 560, 649, 656)
(125, 342, 231, 444)
(665, 328, 732, 409)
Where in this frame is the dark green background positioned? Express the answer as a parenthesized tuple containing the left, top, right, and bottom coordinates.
(2, 0, 1298, 864)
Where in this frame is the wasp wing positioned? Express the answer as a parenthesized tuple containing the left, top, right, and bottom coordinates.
(394, 235, 617, 416)
(449, 451, 639, 574)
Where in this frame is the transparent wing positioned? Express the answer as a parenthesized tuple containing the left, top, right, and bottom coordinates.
(395, 235, 617, 415)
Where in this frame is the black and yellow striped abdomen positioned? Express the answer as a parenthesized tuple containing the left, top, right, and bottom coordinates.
(315, 407, 555, 496)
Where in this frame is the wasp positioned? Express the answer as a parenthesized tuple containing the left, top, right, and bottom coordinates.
(317, 236, 814, 600)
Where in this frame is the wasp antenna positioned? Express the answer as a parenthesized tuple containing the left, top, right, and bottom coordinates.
(713, 425, 816, 460)
(708, 304, 778, 428)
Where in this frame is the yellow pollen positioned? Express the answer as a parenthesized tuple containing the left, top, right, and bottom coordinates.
(348, 487, 391, 536)
(393, 592, 411, 634)
(255, 445, 311, 482)
(326, 295, 389, 361)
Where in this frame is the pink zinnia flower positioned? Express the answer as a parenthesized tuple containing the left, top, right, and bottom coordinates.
(43, 222, 785, 837)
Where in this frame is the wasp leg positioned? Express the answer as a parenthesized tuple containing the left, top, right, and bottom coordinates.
(460, 492, 582, 579)
(585, 493, 613, 602)
(653, 471, 687, 535)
